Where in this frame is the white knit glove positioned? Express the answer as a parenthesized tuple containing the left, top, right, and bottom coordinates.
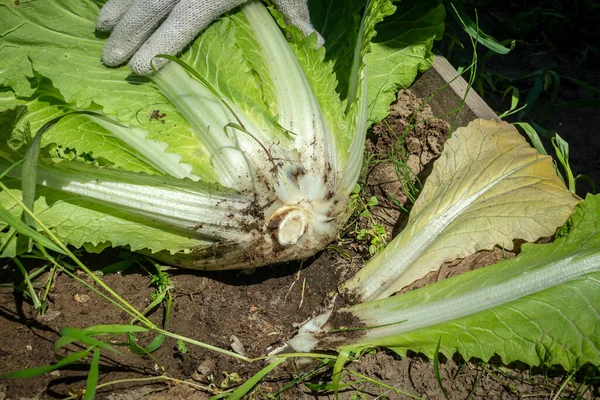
(96, 0, 324, 75)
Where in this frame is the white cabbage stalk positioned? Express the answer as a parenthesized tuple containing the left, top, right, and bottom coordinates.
(12, 2, 367, 269)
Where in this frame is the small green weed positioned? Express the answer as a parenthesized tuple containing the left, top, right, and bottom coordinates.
(348, 184, 388, 255)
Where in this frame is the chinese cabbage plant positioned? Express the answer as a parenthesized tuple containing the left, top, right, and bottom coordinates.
(0, 0, 444, 267)
(0, 0, 596, 379)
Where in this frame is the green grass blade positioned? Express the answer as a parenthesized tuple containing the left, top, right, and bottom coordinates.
(304, 380, 363, 392)
(82, 324, 150, 335)
(128, 332, 166, 355)
(452, 6, 515, 55)
(513, 122, 548, 155)
(0, 348, 91, 379)
(345, 369, 424, 400)
(0, 203, 65, 255)
(546, 71, 561, 107)
(219, 357, 286, 400)
(155, 328, 251, 362)
(21, 121, 47, 227)
(84, 347, 100, 400)
(563, 77, 600, 96)
(128, 264, 172, 354)
(139, 289, 171, 354)
(551, 134, 576, 192)
(332, 346, 352, 397)
(60, 327, 122, 355)
(0, 160, 24, 179)
(135, 291, 166, 321)
(498, 86, 528, 119)
(143, 334, 167, 353)
(14, 263, 50, 308)
(518, 71, 545, 119)
(97, 258, 139, 275)
(433, 338, 449, 400)
(528, 121, 575, 192)
(54, 335, 78, 353)
(13, 257, 42, 309)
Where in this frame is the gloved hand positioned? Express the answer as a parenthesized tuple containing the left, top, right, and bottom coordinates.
(96, 0, 324, 75)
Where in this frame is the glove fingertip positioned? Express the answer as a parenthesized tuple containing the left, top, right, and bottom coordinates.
(96, 18, 116, 32)
(130, 54, 168, 75)
(96, 0, 134, 31)
(96, 7, 121, 31)
(102, 46, 132, 67)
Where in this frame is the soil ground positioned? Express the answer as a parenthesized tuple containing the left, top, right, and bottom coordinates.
(1, 86, 598, 399)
